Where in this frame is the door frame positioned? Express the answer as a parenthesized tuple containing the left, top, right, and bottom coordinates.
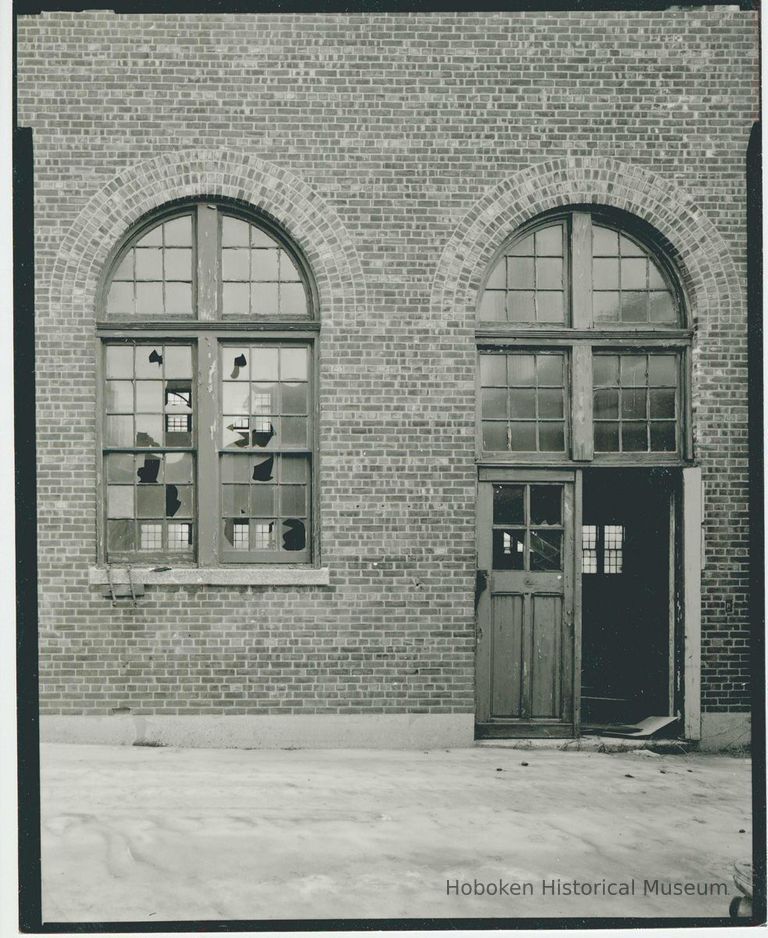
(476, 467, 579, 738)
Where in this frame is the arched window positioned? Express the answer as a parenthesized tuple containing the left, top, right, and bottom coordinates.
(477, 209, 690, 461)
(99, 200, 317, 565)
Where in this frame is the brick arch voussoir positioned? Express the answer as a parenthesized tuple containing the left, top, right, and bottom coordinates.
(51, 149, 366, 322)
(432, 158, 743, 327)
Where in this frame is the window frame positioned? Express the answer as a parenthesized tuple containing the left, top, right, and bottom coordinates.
(96, 199, 321, 568)
(476, 208, 693, 466)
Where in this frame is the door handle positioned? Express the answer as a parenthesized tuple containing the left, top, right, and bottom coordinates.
(475, 569, 488, 608)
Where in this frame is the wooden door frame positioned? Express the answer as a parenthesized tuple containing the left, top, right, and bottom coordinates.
(475, 467, 578, 737)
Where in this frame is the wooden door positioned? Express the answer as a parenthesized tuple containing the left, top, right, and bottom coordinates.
(476, 471, 575, 737)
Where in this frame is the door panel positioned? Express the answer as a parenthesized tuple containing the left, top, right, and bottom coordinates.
(476, 474, 575, 738)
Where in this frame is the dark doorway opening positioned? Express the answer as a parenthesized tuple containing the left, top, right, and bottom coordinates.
(581, 468, 677, 730)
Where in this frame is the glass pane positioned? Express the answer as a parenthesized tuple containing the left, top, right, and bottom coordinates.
(281, 455, 308, 483)
(222, 249, 250, 280)
(536, 355, 563, 386)
(650, 388, 676, 419)
(135, 381, 163, 413)
(222, 216, 250, 247)
(538, 422, 565, 452)
(166, 283, 193, 315)
(222, 484, 250, 517)
(481, 387, 507, 419)
(251, 282, 279, 316)
(251, 384, 277, 414)
(252, 249, 279, 280)
(509, 422, 536, 451)
(650, 422, 677, 451)
(165, 452, 193, 483)
(509, 234, 533, 256)
(493, 529, 525, 570)
(649, 355, 677, 386)
(106, 282, 133, 316)
(135, 346, 164, 377)
(621, 291, 648, 322)
(164, 248, 192, 280)
(593, 258, 619, 289)
(479, 290, 506, 321)
(223, 382, 250, 414)
(482, 421, 507, 451)
(163, 215, 192, 246)
(282, 417, 307, 447)
(279, 252, 303, 282)
(106, 453, 135, 483)
(530, 530, 562, 571)
(621, 258, 647, 290)
(530, 485, 561, 525)
(107, 485, 133, 519)
(592, 226, 619, 256)
(135, 415, 163, 447)
(509, 389, 535, 418)
(649, 291, 677, 324)
(168, 484, 193, 518)
(593, 355, 619, 387)
(112, 253, 133, 281)
(135, 248, 163, 279)
(507, 291, 535, 321)
(509, 354, 535, 386)
(137, 485, 164, 518)
(136, 282, 164, 314)
(280, 283, 308, 317)
(282, 383, 309, 415)
(538, 389, 564, 418)
(536, 292, 564, 322)
(620, 355, 647, 386)
(251, 485, 276, 516)
(507, 257, 534, 289)
(619, 234, 645, 257)
(220, 454, 253, 483)
(648, 261, 667, 289)
(281, 347, 308, 381)
(535, 225, 563, 256)
(593, 291, 620, 322)
(594, 421, 619, 451)
(493, 484, 524, 524)
(137, 455, 162, 484)
(537, 258, 563, 289)
(107, 519, 134, 552)
(594, 389, 619, 420)
(280, 485, 306, 516)
(106, 381, 133, 413)
(222, 283, 250, 316)
(480, 355, 507, 386)
(105, 415, 133, 447)
(106, 345, 134, 378)
(136, 224, 162, 248)
(621, 388, 647, 419)
(281, 519, 306, 552)
(485, 258, 505, 289)
(622, 422, 648, 452)
(251, 226, 279, 249)
(164, 345, 192, 378)
(251, 346, 279, 381)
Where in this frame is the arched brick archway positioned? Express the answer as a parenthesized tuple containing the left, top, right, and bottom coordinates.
(50, 149, 366, 325)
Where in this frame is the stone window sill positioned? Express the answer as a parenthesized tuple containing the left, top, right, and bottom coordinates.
(88, 565, 331, 587)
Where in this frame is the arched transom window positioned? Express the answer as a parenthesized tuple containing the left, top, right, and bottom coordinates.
(99, 201, 317, 565)
(477, 209, 690, 462)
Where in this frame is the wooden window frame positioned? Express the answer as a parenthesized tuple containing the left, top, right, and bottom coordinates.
(476, 209, 693, 467)
(96, 200, 320, 567)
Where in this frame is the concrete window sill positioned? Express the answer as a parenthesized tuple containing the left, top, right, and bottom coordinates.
(88, 566, 331, 587)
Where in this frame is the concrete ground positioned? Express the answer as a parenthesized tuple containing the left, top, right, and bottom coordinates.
(40, 742, 752, 923)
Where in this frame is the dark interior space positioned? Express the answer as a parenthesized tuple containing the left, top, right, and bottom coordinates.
(581, 468, 675, 728)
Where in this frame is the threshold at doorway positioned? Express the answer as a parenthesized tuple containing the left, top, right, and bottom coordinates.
(474, 736, 692, 754)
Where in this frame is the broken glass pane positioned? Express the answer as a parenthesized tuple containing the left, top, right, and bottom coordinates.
(224, 519, 250, 550)
(228, 349, 249, 380)
(530, 530, 562, 571)
(530, 485, 562, 525)
(139, 523, 163, 550)
(251, 421, 276, 448)
(252, 455, 276, 482)
(135, 347, 163, 377)
(282, 519, 306, 551)
(492, 529, 525, 570)
(134, 415, 162, 447)
(493, 484, 524, 525)
(137, 456, 162, 484)
(168, 523, 193, 550)
(223, 417, 251, 448)
(166, 484, 193, 518)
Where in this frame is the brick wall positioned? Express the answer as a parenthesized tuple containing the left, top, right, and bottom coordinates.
(16, 10, 757, 718)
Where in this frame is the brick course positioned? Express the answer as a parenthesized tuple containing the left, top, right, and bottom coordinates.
(17, 10, 757, 720)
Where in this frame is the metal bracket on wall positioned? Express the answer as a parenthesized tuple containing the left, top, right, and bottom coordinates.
(103, 566, 145, 605)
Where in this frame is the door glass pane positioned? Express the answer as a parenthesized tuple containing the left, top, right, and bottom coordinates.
(493, 529, 526, 570)
(530, 486, 562, 525)
(493, 485, 524, 524)
(530, 530, 562, 571)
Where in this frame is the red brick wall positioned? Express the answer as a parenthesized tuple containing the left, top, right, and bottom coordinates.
(16, 10, 757, 718)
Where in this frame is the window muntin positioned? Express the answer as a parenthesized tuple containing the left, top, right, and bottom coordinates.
(104, 342, 196, 559)
(492, 482, 564, 571)
(219, 343, 311, 563)
(593, 352, 679, 454)
(480, 351, 567, 453)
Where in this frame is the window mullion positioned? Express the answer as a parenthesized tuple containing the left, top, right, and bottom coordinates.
(571, 212, 593, 329)
(196, 203, 219, 322)
(571, 344, 594, 461)
(197, 334, 219, 565)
